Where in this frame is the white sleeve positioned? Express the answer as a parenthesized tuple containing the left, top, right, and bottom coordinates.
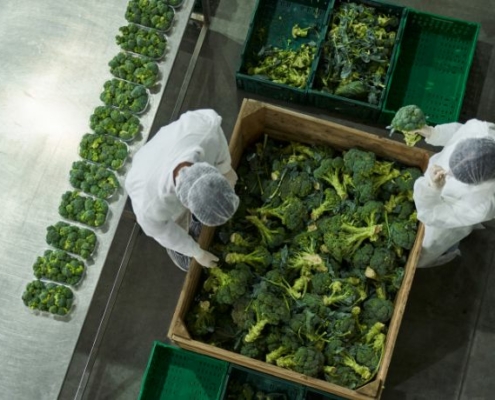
(425, 122, 464, 147)
(214, 126, 232, 175)
(414, 177, 492, 228)
(138, 215, 203, 258)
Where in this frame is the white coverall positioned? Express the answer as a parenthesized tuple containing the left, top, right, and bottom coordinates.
(413, 119, 495, 267)
(125, 109, 233, 259)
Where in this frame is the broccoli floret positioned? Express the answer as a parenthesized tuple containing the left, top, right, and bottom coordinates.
(322, 280, 359, 307)
(343, 148, 376, 179)
(310, 272, 333, 295)
(225, 246, 272, 271)
(203, 265, 252, 305)
(388, 219, 417, 250)
(350, 243, 374, 271)
(362, 297, 394, 326)
(365, 246, 397, 278)
(186, 300, 216, 337)
(291, 23, 312, 38)
(387, 105, 427, 146)
(279, 170, 314, 200)
(245, 215, 286, 249)
(263, 269, 302, 300)
(313, 157, 349, 200)
(310, 188, 341, 221)
(254, 196, 307, 231)
(341, 352, 372, 381)
(276, 346, 325, 377)
(244, 291, 290, 343)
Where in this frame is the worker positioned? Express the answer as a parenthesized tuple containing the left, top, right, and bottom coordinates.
(125, 109, 240, 271)
(412, 119, 495, 267)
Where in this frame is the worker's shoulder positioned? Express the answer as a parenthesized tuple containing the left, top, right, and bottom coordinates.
(181, 109, 222, 126)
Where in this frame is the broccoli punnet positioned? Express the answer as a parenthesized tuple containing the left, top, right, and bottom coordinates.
(310, 188, 341, 220)
(32, 249, 85, 286)
(89, 105, 140, 141)
(387, 105, 427, 147)
(203, 265, 252, 305)
(22, 280, 74, 316)
(116, 24, 168, 59)
(245, 215, 286, 249)
(313, 157, 349, 200)
(109, 52, 159, 88)
(225, 246, 272, 271)
(254, 196, 307, 231)
(276, 346, 325, 377)
(46, 221, 97, 259)
(244, 291, 290, 343)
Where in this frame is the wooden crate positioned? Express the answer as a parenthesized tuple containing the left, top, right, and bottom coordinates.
(168, 99, 431, 400)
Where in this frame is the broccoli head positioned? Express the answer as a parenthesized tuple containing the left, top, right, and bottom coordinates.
(276, 346, 325, 377)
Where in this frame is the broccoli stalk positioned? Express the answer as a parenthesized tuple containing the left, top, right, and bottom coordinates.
(225, 246, 272, 270)
(244, 291, 290, 343)
(254, 196, 307, 231)
(276, 346, 325, 377)
(313, 157, 349, 200)
(203, 265, 251, 305)
(310, 188, 341, 220)
(245, 215, 286, 248)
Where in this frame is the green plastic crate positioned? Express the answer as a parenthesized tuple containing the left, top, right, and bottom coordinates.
(138, 342, 229, 400)
(304, 388, 344, 399)
(307, 0, 407, 121)
(236, 0, 333, 104)
(221, 365, 306, 400)
(380, 10, 480, 125)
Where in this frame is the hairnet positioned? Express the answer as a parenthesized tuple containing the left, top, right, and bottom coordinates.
(449, 137, 495, 184)
(176, 162, 239, 226)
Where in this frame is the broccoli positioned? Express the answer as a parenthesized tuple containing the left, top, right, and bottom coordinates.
(387, 105, 427, 147)
(313, 157, 349, 200)
(125, 0, 175, 31)
(116, 24, 168, 59)
(79, 133, 129, 170)
(265, 332, 300, 364)
(46, 221, 97, 259)
(276, 346, 325, 377)
(186, 300, 216, 337)
(254, 196, 307, 231)
(279, 170, 314, 200)
(291, 23, 313, 38)
(88, 105, 141, 141)
(100, 79, 149, 114)
(388, 219, 417, 250)
(310, 272, 333, 295)
(263, 269, 302, 300)
(69, 160, 120, 199)
(245, 215, 286, 249)
(365, 246, 397, 278)
(322, 280, 359, 307)
(350, 243, 374, 271)
(229, 232, 257, 249)
(22, 280, 74, 316)
(225, 246, 272, 271)
(343, 148, 376, 180)
(109, 52, 159, 88)
(32, 249, 85, 286)
(362, 297, 394, 326)
(58, 191, 109, 227)
(310, 188, 341, 221)
(341, 352, 372, 381)
(203, 265, 252, 305)
(244, 291, 290, 343)
(323, 219, 382, 261)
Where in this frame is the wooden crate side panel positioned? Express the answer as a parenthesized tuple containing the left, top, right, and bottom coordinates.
(262, 105, 430, 170)
(170, 332, 375, 400)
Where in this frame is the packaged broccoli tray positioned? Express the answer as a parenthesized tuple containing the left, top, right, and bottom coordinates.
(169, 99, 429, 400)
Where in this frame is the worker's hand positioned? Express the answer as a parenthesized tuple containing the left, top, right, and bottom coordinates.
(413, 125, 434, 138)
(223, 168, 238, 189)
(429, 164, 447, 189)
(194, 250, 219, 268)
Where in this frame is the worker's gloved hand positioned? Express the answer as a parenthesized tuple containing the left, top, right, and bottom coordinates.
(223, 168, 238, 189)
(430, 164, 447, 189)
(414, 125, 435, 138)
(194, 249, 219, 268)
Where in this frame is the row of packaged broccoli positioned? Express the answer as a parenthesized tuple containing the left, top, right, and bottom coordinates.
(22, 0, 187, 316)
(186, 136, 421, 389)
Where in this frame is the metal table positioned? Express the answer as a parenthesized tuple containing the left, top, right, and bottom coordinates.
(0, 1, 205, 399)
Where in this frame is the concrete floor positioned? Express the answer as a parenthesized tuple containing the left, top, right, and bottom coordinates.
(60, 0, 495, 399)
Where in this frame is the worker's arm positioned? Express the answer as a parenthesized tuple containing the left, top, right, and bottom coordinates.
(419, 122, 464, 147)
(413, 177, 492, 228)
